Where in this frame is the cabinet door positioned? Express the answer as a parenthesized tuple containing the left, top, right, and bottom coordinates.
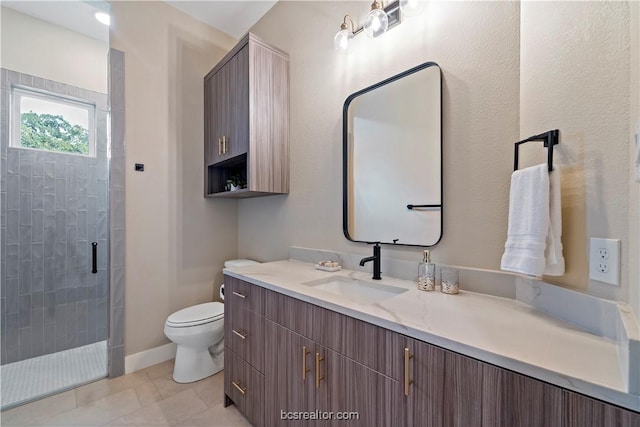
(405, 337, 446, 427)
(226, 44, 249, 159)
(264, 320, 316, 427)
(482, 364, 562, 427)
(318, 344, 402, 427)
(563, 390, 640, 427)
(204, 75, 214, 165)
(208, 67, 226, 165)
(443, 350, 483, 426)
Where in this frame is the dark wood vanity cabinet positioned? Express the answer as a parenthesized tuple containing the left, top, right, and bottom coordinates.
(223, 275, 265, 426)
(263, 318, 402, 427)
(224, 276, 640, 426)
(204, 33, 289, 198)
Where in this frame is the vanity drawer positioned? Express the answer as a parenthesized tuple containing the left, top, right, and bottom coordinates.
(225, 348, 264, 427)
(225, 274, 264, 314)
(312, 305, 405, 382)
(227, 306, 264, 372)
(264, 288, 313, 338)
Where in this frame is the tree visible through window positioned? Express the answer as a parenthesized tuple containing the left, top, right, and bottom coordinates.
(21, 112, 90, 155)
(11, 86, 95, 156)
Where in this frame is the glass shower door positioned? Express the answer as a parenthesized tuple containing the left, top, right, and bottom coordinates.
(0, 1, 110, 409)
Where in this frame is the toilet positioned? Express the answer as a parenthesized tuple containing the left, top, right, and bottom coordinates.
(164, 259, 260, 383)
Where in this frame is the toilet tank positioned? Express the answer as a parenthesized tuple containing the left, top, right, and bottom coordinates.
(224, 259, 260, 268)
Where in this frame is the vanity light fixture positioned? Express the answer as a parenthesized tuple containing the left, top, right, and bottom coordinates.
(334, 15, 357, 51)
(363, 0, 389, 38)
(334, 0, 422, 51)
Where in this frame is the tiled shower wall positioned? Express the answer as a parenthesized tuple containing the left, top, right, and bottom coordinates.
(1, 69, 109, 364)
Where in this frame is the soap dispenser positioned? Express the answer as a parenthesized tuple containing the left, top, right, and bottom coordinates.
(417, 250, 436, 291)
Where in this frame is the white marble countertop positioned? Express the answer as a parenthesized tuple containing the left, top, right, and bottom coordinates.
(224, 260, 640, 412)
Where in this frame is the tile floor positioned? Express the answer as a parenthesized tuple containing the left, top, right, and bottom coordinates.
(0, 360, 250, 427)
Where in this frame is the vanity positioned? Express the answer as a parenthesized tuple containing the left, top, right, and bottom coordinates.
(223, 260, 640, 427)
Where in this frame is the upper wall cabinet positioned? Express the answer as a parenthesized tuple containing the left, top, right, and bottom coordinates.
(204, 33, 289, 198)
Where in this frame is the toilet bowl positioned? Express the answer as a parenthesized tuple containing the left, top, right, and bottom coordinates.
(164, 302, 224, 383)
(164, 259, 260, 383)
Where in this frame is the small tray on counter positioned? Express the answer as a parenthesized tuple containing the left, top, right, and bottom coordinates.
(315, 262, 342, 272)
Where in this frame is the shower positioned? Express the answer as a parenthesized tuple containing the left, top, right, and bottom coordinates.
(0, 0, 123, 409)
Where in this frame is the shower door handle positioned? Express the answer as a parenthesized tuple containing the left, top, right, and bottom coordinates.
(92, 242, 98, 274)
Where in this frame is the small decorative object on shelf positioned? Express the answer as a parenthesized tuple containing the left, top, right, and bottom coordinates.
(225, 174, 246, 191)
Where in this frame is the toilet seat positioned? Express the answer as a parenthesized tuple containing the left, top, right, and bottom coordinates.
(166, 302, 223, 328)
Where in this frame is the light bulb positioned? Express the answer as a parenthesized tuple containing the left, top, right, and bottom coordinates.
(364, 8, 388, 38)
(95, 12, 110, 26)
(333, 29, 352, 51)
(400, 0, 424, 17)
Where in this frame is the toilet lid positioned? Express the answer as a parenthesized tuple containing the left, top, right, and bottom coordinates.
(166, 302, 223, 327)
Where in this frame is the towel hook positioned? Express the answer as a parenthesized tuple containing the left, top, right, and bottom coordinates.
(514, 129, 559, 172)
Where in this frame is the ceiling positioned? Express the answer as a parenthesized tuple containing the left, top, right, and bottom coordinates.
(165, 1, 278, 39)
(2, 1, 110, 42)
(2, 1, 277, 42)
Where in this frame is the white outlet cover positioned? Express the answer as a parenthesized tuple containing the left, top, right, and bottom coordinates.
(589, 238, 621, 285)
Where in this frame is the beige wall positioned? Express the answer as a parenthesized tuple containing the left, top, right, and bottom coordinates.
(242, 1, 521, 266)
(521, 2, 635, 309)
(244, 2, 639, 317)
(0, 7, 108, 93)
(109, 1, 238, 356)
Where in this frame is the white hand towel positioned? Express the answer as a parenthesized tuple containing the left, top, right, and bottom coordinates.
(500, 164, 550, 277)
(544, 169, 565, 275)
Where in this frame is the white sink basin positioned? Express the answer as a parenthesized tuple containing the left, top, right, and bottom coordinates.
(302, 276, 408, 305)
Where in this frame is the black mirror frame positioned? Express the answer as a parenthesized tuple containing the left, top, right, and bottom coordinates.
(342, 61, 443, 247)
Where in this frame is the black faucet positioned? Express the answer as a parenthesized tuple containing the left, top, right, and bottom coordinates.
(359, 243, 382, 280)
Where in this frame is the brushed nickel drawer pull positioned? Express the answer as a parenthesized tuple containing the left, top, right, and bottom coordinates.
(218, 137, 222, 156)
(232, 329, 247, 340)
(302, 346, 311, 380)
(232, 291, 246, 299)
(315, 353, 325, 389)
(223, 135, 228, 154)
(232, 381, 246, 394)
(404, 347, 414, 396)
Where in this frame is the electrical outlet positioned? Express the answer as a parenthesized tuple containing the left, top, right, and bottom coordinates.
(589, 238, 620, 285)
(598, 248, 609, 260)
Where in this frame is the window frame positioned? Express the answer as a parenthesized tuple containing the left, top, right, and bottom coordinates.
(10, 85, 97, 157)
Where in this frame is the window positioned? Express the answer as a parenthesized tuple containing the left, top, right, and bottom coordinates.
(11, 86, 96, 156)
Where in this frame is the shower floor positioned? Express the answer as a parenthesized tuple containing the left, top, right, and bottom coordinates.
(0, 340, 108, 410)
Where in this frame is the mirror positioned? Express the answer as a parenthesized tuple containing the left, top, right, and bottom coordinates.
(343, 62, 442, 247)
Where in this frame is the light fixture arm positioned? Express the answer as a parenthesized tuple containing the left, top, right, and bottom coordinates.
(341, 15, 355, 32)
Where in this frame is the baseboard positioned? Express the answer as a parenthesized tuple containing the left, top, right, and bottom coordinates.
(124, 343, 176, 374)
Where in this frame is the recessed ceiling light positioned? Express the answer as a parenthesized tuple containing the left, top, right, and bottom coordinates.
(95, 12, 110, 26)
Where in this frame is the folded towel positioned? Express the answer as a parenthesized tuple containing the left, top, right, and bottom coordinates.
(544, 169, 565, 275)
(501, 164, 551, 277)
